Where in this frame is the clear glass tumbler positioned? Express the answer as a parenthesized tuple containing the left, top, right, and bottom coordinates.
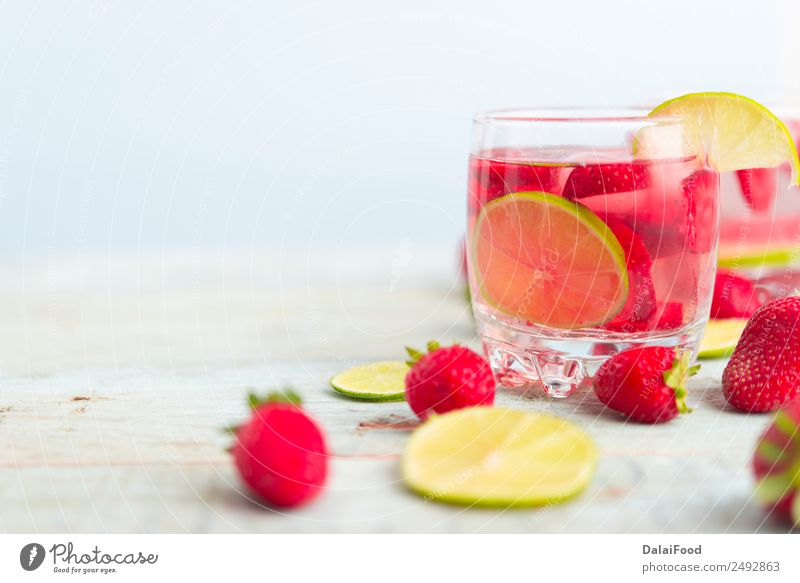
(718, 112, 800, 296)
(466, 109, 719, 397)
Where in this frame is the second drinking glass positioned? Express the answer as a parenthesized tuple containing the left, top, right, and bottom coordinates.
(467, 109, 719, 397)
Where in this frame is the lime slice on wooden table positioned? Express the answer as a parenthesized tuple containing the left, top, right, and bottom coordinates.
(402, 407, 598, 507)
(472, 191, 629, 329)
(330, 361, 409, 401)
(648, 92, 800, 182)
(698, 318, 748, 359)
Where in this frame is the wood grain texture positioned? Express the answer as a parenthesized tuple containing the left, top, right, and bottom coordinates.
(0, 250, 789, 533)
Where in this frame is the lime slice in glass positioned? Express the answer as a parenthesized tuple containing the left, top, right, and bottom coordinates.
(648, 92, 800, 182)
(330, 361, 408, 401)
(472, 191, 629, 329)
(402, 407, 598, 507)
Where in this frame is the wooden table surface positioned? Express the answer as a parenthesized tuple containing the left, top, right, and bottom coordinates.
(0, 248, 789, 533)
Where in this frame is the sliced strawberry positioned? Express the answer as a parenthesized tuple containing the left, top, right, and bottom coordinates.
(469, 156, 562, 211)
(602, 221, 657, 332)
(736, 167, 779, 212)
(711, 268, 763, 319)
(681, 169, 719, 253)
(563, 162, 650, 200)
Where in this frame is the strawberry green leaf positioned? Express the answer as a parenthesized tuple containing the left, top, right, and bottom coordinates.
(247, 391, 261, 410)
(426, 340, 441, 353)
(405, 346, 425, 366)
(247, 388, 302, 409)
(663, 351, 697, 415)
(754, 473, 793, 504)
(756, 439, 786, 465)
(792, 491, 800, 526)
(774, 410, 799, 440)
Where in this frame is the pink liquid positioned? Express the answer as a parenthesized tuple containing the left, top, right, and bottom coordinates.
(466, 147, 718, 395)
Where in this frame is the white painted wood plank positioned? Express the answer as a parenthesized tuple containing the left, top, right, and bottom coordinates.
(0, 359, 789, 533)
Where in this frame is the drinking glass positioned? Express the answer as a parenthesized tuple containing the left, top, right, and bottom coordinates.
(466, 108, 719, 397)
(718, 112, 800, 296)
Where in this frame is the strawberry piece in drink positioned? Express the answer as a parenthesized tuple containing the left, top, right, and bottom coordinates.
(563, 162, 650, 200)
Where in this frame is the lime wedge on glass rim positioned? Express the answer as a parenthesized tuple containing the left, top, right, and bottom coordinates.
(647, 92, 800, 183)
(329, 361, 408, 401)
(402, 407, 598, 507)
(697, 318, 748, 359)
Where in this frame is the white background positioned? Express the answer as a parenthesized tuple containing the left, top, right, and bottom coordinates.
(0, 0, 792, 254)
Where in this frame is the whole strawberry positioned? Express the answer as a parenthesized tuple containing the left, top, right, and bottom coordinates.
(710, 269, 763, 319)
(230, 390, 328, 508)
(723, 296, 800, 412)
(593, 347, 697, 423)
(404, 341, 495, 420)
(753, 401, 800, 526)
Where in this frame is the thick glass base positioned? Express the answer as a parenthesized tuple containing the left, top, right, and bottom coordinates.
(475, 310, 703, 398)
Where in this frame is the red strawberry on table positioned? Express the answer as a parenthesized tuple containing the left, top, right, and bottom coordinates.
(753, 401, 800, 526)
(710, 268, 763, 319)
(593, 347, 698, 423)
(736, 167, 779, 212)
(602, 221, 657, 332)
(563, 162, 650, 200)
(230, 390, 328, 508)
(405, 341, 495, 420)
(723, 296, 800, 412)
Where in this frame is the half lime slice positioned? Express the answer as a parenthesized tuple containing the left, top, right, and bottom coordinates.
(402, 407, 598, 507)
(330, 361, 408, 401)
